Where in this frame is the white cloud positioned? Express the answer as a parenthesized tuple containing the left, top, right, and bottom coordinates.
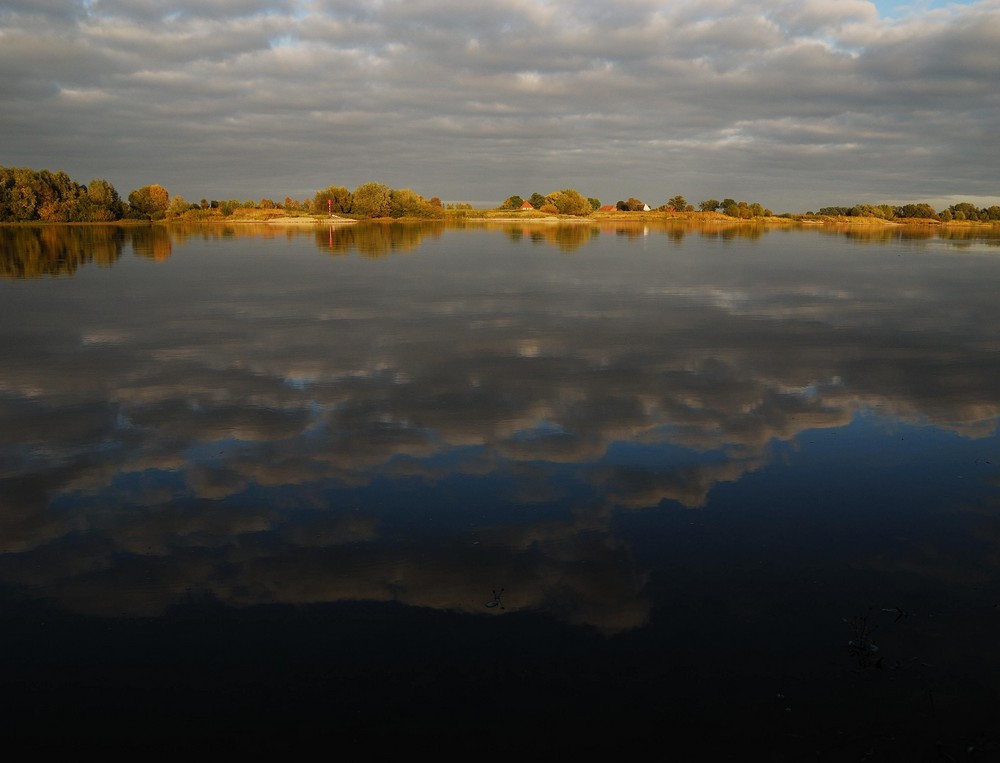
(0, 0, 996, 210)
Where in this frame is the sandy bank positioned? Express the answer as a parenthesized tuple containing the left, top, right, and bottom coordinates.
(263, 215, 356, 225)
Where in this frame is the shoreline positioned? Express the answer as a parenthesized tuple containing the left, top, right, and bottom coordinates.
(1, 213, 997, 229)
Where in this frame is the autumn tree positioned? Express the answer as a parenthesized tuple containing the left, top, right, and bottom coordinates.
(667, 195, 687, 211)
(547, 188, 591, 216)
(698, 199, 720, 212)
(0, 166, 131, 222)
(127, 184, 170, 219)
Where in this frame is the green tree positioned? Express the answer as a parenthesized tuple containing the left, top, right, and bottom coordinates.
(389, 188, 440, 218)
(587, 197, 601, 211)
(950, 202, 978, 219)
(896, 203, 937, 219)
(528, 192, 547, 209)
(619, 197, 646, 211)
(667, 195, 687, 211)
(167, 195, 192, 217)
(313, 185, 352, 214)
(499, 195, 524, 210)
(85, 178, 124, 221)
(351, 182, 392, 218)
(698, 199, 720, 212)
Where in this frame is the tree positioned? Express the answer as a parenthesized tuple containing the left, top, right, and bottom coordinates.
(896, 203, 937, 219)
(313, 185, 352, 215)
(528, 192, 547, 210)
(499, 195, 524, 210)
(548, 188, 591, 216)
(167, 195, 192, 217)
(618, 197, 646, 212)
(667, 195, 687, 211)
(127, 184, 169, 219)
(85, 178, 124, 221)
(950, 202, 978, 219)
(352, 182, 393, 218)
(698, 199, 720, 212)
(389, 188, 440, 218)
(587, 197, 601, 211)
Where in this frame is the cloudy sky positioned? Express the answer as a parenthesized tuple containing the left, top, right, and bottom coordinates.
(2, 0, 998, 211)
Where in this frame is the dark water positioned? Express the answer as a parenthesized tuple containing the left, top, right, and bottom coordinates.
(2, 221, 1000, 757)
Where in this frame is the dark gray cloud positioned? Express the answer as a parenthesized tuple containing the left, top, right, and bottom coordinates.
(1, 1, 997, 211)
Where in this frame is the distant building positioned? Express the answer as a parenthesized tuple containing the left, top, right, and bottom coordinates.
(599, 205, 616, 211)
(520, 201, 534, 210)
(643, 203, 651, 211)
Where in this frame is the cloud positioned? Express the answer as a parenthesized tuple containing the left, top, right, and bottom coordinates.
(0, 0, 996, 210)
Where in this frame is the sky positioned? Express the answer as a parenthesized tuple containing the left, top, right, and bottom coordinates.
(1, 0, 998, 213)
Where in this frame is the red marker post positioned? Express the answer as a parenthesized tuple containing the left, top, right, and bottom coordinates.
(328, 198, 332, 217)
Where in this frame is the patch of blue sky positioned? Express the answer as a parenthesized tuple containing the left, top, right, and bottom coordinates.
(873, 0, 974, 18)
(269, 33, 299, 49)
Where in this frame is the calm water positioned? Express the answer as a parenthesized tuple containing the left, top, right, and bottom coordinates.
(2, 221, 1000, 756)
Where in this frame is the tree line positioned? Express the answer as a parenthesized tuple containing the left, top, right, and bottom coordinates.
(498, 191, 776, 218)
(0, 165, 197, 222)
(4, 166, 997, 223)
(310, 182, 443, 218)
(0, 167, 448, 223)
(1, 166, 128, 222)
(814, 201, 1000, 222)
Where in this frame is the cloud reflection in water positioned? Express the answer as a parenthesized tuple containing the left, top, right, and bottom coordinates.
(2, 222, 1000, 633)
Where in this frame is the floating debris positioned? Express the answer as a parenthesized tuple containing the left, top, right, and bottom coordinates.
(881, 606, 908, 622)
(846, 613, 881, 669)
(485, 588, 505, 610)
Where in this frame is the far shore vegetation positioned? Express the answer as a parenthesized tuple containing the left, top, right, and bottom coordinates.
(2, 165, 999, 227)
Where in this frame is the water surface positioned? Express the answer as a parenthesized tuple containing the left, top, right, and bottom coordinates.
(2, 221, 999, 755)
